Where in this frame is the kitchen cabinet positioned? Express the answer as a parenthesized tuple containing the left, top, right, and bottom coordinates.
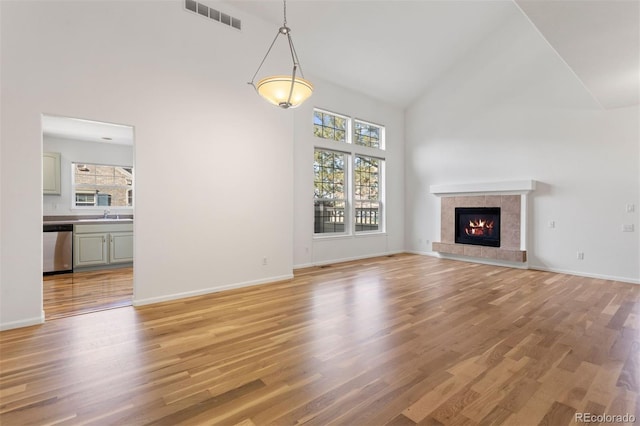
(43, 152, 61, 195)
(109, 232, 134, 264)
(74, 233, 109, 267)
(74, 223, 133, 268)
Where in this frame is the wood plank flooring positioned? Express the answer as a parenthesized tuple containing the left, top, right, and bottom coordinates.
(43, 267, 133, 320)
(2, 254, 639, 425)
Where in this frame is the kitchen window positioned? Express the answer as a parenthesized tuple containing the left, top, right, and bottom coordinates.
(72, 163, 133, 208)
(313, 109, 385, 236)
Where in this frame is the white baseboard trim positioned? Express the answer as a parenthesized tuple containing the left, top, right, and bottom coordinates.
(405, 250, 437, 257)
(132, 274, 294, 307)
(408, 250, 639, 285)
(293, 262, 314, 269)
(1, 310, 45, 331)
(293, 250, 405, 270)
(407, 250, 529, 269)
(529, 266, 640, 285)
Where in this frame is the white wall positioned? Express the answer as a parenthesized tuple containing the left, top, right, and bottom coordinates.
(1, 0, 296, 329)
(292, 77, 405, 267)
(43, 136, 134, 217)
(405, 10, 640, 283)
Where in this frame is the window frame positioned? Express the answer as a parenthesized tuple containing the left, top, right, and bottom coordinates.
(353, 118, 385, 150)
(74, 191, 97, 207)
(313, 108, 351, 144)
(353, 154, 384, 234)
(313, 108, 386, 238)
(313, 148, 350, 236)
(71, 162, 134, 210)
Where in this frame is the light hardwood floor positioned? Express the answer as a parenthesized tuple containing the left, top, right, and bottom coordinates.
(2, 254, 639, 425)
(43, 267, 133, 320)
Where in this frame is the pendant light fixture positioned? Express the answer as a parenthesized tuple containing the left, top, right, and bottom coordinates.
(248, 0, 313, 109)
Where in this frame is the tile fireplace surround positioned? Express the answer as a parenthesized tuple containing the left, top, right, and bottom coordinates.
(430, 181, 535, 263)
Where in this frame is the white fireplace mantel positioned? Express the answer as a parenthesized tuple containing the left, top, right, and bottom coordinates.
(429, 180, 536, 195)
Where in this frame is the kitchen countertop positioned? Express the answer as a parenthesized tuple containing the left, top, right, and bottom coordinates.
(43, 216, 134, 225)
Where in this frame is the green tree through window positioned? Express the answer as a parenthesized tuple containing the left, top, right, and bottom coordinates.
(313, 110, 347, 142)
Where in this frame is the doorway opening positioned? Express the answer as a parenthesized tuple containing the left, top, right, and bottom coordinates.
(42, 114, 135, 319)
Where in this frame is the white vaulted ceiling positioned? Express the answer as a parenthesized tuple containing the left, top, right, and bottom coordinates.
(516, 0, 639, 109)
(229, 0, 639, 109)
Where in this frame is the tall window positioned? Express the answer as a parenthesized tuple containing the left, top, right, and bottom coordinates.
(72, 163, 133, 208)
(354, 156, 381, 232)
(314, 150, 346, 234)
(313, 109, 385, 235)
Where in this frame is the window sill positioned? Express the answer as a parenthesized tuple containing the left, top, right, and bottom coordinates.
(71, 207, 134, 211)
(355, 231, 386, 237)
(313, 232, 386, 241)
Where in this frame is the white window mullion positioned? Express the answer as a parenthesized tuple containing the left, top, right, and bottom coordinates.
(346, 153, 354, 235)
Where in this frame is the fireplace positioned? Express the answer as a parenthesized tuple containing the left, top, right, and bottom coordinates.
(455, 207, 501, 247)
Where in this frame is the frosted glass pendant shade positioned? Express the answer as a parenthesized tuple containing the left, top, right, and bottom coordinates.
(256, 75, 313, 109)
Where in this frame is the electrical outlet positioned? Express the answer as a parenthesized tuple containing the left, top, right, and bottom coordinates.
(548, 220, 555, 229)
(577, 251, 584, 260)
(622, 224, 635, 232)
(262, 257, 268, 266)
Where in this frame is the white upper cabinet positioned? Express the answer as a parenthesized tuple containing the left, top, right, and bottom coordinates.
(43, 152, 61, 195)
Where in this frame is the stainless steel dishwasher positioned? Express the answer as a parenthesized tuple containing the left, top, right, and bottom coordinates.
(43, 223, 73, 275)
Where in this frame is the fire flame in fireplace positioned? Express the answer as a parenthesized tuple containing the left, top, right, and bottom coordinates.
(465, 219, 494, 237)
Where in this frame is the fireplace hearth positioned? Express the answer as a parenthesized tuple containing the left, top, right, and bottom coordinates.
(455, 207, 501, 247)
(432, 191, 527, 263)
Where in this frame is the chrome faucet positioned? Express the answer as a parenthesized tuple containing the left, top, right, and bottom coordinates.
(103, 209, 110, 219)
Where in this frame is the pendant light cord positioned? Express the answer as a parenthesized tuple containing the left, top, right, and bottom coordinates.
(283, 0, 287, 26)
(280, 0, 298, 106)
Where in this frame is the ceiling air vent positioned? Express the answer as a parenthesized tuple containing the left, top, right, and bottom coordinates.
(185, 0, 241, 31)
